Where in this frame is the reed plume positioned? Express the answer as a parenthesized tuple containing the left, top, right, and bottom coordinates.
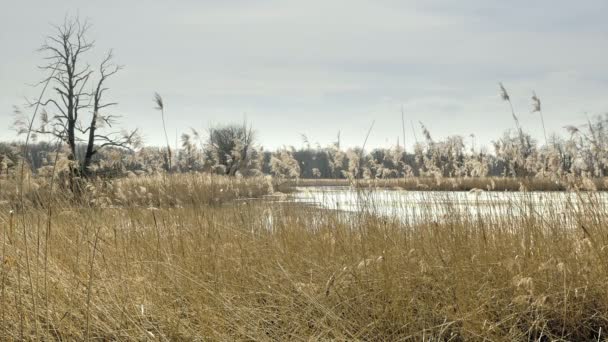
(154, 93, 172, 171)
(531, 91, 548, 145)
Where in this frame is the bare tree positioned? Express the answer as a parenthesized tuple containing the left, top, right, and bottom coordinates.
(205, 122, 261, 176)
(25, 16, 138, 177)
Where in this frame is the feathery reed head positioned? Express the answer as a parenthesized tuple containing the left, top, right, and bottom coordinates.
(531, 91, 541, 113)
(154, 92, 164, 111)
(499, 82, 510, 102)
(563, 125, 579, 135)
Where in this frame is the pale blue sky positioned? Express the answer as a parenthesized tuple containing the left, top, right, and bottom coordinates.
(1, 0, 607, 149)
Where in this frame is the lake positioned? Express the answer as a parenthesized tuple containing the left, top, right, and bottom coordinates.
(292, 186, 608, 225)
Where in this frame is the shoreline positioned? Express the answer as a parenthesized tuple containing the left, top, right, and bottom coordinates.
(284, 176, 608, 192)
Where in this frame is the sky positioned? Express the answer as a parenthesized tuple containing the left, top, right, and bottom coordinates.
(1, 0, 607, 150)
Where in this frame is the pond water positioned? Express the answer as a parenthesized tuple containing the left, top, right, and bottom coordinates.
(292, 186, 608, 224)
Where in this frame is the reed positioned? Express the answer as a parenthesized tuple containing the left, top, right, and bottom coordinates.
(154, 93, 172, 171)
(0, 173, 607, 339)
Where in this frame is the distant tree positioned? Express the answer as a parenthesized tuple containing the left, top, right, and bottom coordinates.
(326, 133, 347, 178)
(293, 149, 331, 178)
(493, 131, 536, 177)
(270, 147, 300, 179)
(178, 129, 204, 172)
(204, 122, 262, 176)
(17, 16, 139, 177)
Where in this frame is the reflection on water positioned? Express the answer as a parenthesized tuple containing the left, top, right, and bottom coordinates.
(292, 186, 608, 225)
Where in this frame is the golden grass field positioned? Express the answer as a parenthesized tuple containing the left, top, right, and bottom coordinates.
(1, 173, 608, 340)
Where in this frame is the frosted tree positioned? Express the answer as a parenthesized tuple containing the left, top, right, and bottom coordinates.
(270, 146, 301, 179)
(204, 122, 262, 176)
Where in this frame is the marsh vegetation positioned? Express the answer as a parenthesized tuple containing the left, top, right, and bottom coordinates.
(2, 174, 608, 340)
(3, 15, 608, 341)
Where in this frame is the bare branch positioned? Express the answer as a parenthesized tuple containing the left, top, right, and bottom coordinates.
(28, 98, 67, 117)
(97, 102, 118, 110)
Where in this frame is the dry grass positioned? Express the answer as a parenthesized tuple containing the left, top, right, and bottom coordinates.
(0, 173, 275, 209)
(1, 173, 608, 340)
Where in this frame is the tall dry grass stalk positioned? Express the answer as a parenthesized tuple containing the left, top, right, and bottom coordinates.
(532, 91, 548, 145)
(154, 93, 172, 171)
(400, 105, 407, 152)
(499, 82, 522, 135)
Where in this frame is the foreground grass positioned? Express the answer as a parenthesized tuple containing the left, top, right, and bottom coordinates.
(1, 174, 608, 340)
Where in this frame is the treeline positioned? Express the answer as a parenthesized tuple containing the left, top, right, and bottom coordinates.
(6, 16, 606, 183)
(2, 113, 608, 181)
